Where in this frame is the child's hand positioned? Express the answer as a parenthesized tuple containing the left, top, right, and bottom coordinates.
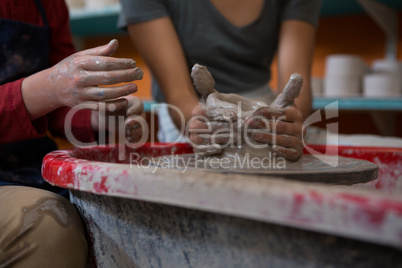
(48, 39, 143, 108)
(91, 95, 145, 143)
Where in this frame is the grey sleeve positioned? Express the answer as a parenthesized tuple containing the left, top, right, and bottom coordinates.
(281, 0, 322, 27)
(118, 0, 169, 29)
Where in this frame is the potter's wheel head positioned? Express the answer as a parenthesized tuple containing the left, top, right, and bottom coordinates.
(150, 154, 378, 185)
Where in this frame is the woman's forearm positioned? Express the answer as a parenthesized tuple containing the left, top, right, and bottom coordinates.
(127, 18, 200, 129)
(277, 20, 316, 120)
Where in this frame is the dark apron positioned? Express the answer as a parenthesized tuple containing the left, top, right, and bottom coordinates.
(0, 0, 68, 197)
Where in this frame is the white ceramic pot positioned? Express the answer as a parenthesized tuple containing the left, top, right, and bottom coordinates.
(325, 54, 367, 77)
(363, 73, 402, 97)
(372, 59, 402, 75)
(324, 76, 362, 97)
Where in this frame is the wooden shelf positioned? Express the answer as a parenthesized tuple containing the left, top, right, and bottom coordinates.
(69, 0, 402, 37)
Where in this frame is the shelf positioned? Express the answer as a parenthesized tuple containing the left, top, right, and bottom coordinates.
(68, 0, 402, 37)
(69, 4, 124, 36)
(321, 0, 402, 16)
(142, 98, 402, 112)
(313, 97, 402, 111)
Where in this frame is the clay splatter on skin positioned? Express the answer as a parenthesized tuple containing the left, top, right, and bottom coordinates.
(191, 64, 303, 159)
(96, 89, 106, 97)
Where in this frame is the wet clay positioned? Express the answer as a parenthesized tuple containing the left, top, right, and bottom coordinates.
(191, 64, 303, 159)
(191, 64, 217, 99)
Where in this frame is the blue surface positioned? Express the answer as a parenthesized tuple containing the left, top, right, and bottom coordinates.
(143, 100, 156, 112)
(313, 97, 402, 111)
(142, 98, 402, 112)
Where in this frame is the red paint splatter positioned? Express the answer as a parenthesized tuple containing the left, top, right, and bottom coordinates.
(309, 190, 324, 204)
(93, 176, 109, 193)
(339, 193, 369, 205)
(292, 193, 305, 216)
(339, 193, 402, 228)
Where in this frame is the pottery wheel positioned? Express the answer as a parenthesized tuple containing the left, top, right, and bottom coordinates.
(150, 154, 378, 185)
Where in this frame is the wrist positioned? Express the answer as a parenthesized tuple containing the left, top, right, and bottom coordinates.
(168, 97, 199, 128)
(21, 68, 60, 120)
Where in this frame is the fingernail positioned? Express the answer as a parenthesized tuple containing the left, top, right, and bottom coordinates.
(107, 39, 119, 55)
(108, 39, 118, 46)
(134, 68, 143, 79)
(129, 84, 137, 93)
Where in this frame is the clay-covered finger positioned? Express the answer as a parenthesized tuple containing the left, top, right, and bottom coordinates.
(84, 83, 137, 101)
(280, 106, 302, 123)
(86, 98, 129, 112)
(126, 126, 144, 143)
(246, 118, 302, 138)
(188, 119, 209, 134)
(125, 95, 144, 116)
(272, 145, 302, 162)
(191, 103, 208, 117)
(252, 106, 302, 123)
(191, 64, 216, 98)
(189, 120, 236, 134)
(252, 107, 285, 120)
(208, 121, 237, 133)
(250, 131, 303, 152)
(193, 144, 222, 157)
(76, 39, 119, 57)
(189, 133, 205, 146)
(82, 67, 143, 86)
(126, 115, 143, 129)
(206, 107, 238, 122)
(271, 73, 303, 108)
(78, 56, 137, 71)
(190, 132, 234, 146)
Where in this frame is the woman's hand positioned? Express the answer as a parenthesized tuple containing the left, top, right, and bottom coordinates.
(246, 105, 305, 161)
(188, 102, 237, 156)
(21, 39, 143, 120)
(188, 91, 305, 161)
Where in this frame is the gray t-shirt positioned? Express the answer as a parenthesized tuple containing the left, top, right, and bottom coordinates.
(118, 0, 321, 103)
